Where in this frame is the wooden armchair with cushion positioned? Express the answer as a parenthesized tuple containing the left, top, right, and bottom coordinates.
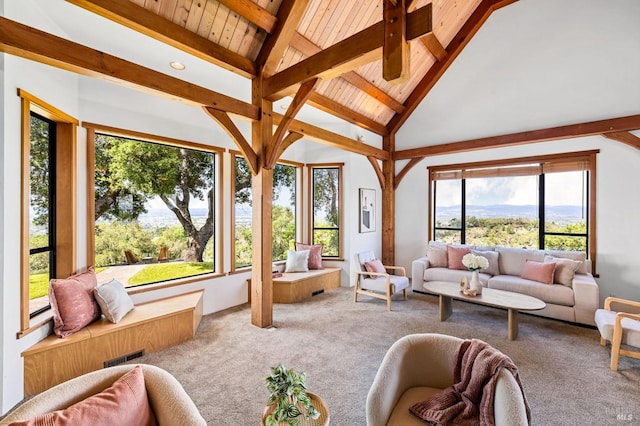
(595, 297, 640, 371)
(354, 251, 409, 311)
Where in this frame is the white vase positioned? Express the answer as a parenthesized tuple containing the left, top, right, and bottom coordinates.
(469, 270, 482, 294)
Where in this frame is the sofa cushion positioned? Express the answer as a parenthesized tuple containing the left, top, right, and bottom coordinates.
(488, 275, 575, 307)
(424, 268, 491, 286)
(496, 247, 545, 276)
(544, 255, 582, 287)
(521, 260, 556, 285)
(470, 249, 500, 276)
(426, 243, 448, 268)
(544, 250, 588, 274)
(447, 246, 471, 271)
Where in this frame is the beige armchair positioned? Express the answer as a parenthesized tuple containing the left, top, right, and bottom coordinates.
(354, 251, 409, 311)
(1, 364, 206, 425)
(366, 333, 529, 426)
(595, 297, 640, 371)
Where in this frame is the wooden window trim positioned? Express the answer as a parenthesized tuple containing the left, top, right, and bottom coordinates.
(307, 163, 344, 259)
(18, 89, 78, 338)
(83, 122, 224, 281)
(428, 150, 599, 274)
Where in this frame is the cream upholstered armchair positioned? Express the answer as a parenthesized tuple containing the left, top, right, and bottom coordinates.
(595, 297, 640, 371)
(354, 251, 409, 311)
(1, 364, 206, 425)
(366, 334, 529, 426)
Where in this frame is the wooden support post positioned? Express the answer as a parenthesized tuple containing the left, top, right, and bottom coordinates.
(250, 76, 274, 328)
(383, 0, 410, 83)
(381, 133, 396, 265)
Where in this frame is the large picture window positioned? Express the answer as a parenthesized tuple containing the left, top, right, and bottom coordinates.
(430, 151, 597, 269)
(89, 128, 220, 287)
(232, 154, 299, 269)
(309, 165, 342, 258)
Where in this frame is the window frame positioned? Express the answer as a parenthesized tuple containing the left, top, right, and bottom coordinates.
(230, 151, 302, 271)
(84, 123, 224, 290)
(19, 89, 78, 338)
(307, 163, 344, 259)
(428, 150, 598, 273)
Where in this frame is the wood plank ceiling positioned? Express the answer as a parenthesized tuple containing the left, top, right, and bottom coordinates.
(119, 0, 482, 134)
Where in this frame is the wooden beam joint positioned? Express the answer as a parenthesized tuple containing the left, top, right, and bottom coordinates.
(203, 107, 259, 174)
(383, 0, 411, 84)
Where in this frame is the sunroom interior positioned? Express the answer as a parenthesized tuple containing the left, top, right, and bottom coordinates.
(0, 0, 639, 416)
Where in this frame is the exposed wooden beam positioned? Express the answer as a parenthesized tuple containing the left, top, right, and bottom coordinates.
(394, 157, 423, 189)
(273, 113, 390, 160)
(0, 16, 259, 120)
(267, 78, 319, 168)
(387, 0, 518, 133)
(216, 0, 277, 34)
(203, 107, 259, 175)
(290, 32, 405, 114)
(274, 132, 305, 162)
(257, 0, 310, 75)
(602, 131, 640, 150)
(383, 0, 411, 84)
(381, 134, 395, 266)
(421, 33, 447, 61)
(394, 114, 640, 160)
(307, 93, 389, 136)
(65, 0, 256, 78)
(263, 4, 433, 100)
(367, 156, 386, 190)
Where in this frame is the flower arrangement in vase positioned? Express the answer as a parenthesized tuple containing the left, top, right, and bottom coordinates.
(461, 253, 489, 296)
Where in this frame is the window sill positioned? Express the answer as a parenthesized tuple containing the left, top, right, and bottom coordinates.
(126, 272, 226, 295)
(17, 311, 53, 339)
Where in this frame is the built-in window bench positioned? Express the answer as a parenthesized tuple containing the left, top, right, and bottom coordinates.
(21, 290, 203, 396)
(249, 267, 341, 303)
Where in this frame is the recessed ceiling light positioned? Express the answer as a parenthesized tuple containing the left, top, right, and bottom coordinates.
(169, 61, 186, 70)
(280, 104, 290, 110)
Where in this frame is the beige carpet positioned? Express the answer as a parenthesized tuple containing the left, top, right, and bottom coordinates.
(133, 288, 640, 425)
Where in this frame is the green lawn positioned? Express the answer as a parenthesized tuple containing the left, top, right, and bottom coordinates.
(29, 267, 107, 300)
(128, 262, 214, 285)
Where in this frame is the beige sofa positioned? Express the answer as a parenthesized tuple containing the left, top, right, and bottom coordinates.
(412, 244, 599, 326)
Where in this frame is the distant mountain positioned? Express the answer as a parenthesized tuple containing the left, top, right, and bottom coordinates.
(436, 204, 586, 224)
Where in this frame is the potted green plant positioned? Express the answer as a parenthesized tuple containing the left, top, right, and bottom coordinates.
(263, 364, 321, 426)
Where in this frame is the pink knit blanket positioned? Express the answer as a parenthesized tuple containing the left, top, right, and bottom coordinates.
(409, 339, 531, 425)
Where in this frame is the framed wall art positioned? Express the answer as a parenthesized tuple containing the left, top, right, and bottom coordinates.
(359, 188, 375, 233)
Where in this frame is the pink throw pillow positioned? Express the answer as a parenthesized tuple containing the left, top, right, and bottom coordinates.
(12, 365, 157, 426)
(295, 243, 324, 270)
(49, 267, 101, 338)
(447, 246, 471, 271)
(364, 259, 386, 278)
(521, 260, 556, 285)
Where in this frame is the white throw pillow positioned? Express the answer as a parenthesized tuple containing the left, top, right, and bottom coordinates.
(471, 249, 500, 276)
(285, 249, 310, 273)
(94, 279, 134, 323)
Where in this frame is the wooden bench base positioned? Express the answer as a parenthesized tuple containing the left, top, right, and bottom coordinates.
(249, 268, 341, 303)
(22, 290, 203, 396)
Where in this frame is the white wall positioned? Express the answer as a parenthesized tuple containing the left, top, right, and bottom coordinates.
(396, 0, 640, 303)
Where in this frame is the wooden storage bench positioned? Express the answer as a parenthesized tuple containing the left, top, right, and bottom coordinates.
(250, 267, 341, 303)
(22, 290, 203, 396)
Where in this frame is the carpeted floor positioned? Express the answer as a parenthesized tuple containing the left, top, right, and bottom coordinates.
(133, 288, 640, 425)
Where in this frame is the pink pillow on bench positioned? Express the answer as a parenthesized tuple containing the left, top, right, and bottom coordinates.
(49, 267, 101, 338)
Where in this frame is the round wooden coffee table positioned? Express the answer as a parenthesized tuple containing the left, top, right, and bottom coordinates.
(424, 281, 546, 340)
